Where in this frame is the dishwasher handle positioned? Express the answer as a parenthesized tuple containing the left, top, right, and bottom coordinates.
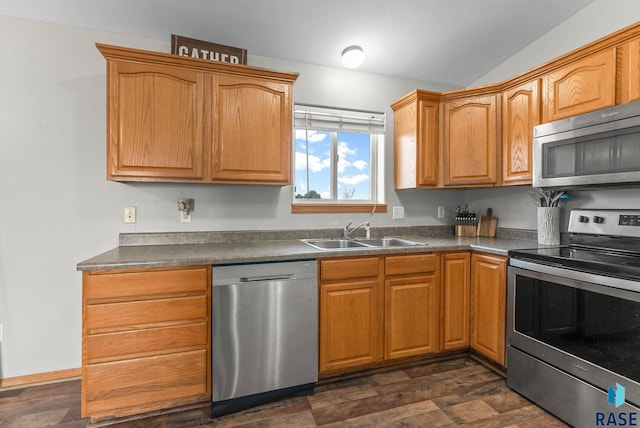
(239, 274, 296, 282)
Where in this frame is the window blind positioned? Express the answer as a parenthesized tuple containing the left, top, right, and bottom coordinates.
(294, 104, 385, 135)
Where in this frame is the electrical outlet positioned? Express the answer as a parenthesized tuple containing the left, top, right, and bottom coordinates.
(123, 207, 136, 223)
(438, 206, 445, 219)
(180, 211, 192, 223)
(392, 206, 405, 219)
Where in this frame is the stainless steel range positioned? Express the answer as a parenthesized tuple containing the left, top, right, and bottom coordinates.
(508, 209, 640, 426)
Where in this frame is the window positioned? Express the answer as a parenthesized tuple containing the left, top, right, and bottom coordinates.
(293, 104, 386, 213)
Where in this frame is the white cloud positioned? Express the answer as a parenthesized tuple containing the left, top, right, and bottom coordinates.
(296, 129, 327, 143)
(339, 174, 369, 185)
(352, 160, 368, 170)
(295, 151, 329, 172)
(337, 141, 356, 156)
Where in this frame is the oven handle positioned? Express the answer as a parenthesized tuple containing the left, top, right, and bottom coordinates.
(508, 259, 640, 300)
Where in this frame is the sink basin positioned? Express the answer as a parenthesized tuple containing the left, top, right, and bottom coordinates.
(355, 238, 425, 247)
(301, 239, 370, 250)
(300, 237, 426, 250)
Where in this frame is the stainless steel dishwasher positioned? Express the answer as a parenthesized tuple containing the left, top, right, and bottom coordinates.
(211, 259, 318, 416)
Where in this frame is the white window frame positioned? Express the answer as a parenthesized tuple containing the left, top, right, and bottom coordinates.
(292, 104, 385, 208)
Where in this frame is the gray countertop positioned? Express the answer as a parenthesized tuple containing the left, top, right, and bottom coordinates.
(77, 233, 543, 271)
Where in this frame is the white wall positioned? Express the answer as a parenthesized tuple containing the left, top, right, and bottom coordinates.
(0, 16, 461, 379)
(464, 0, 640, 228)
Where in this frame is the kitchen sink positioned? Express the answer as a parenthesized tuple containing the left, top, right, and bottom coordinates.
(300, 239, 370, 250)
(354, 238, 425, 247)
(300, 237, 426, 250)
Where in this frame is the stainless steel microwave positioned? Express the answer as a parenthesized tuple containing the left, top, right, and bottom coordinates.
(533, 100, 640, 189)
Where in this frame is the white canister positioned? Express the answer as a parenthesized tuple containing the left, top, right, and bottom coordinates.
(537, 206, 561, 245)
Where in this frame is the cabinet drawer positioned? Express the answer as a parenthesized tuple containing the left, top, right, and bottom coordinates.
(85, 295, 207, 332)
(84, 266, 209, 302)
(83, 349, 208, 418)
(385, 254, 438, 276)
(85, 322, 207, 363)
(320, 257, 381, 281)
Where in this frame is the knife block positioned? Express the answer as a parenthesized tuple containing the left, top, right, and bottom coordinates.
(455, 225, 477, 237)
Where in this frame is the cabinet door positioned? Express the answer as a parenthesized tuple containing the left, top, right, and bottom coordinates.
(443, 95, 498, 186)
(441, 252, 470, 351)
(393, 94, 439, 188)
(470, 253, 507, 366)
(107, 60, 206, 181)
(319, 279, 382, 373)
(618, 38, 640, 103)
(385, 274, 439, 359)
(542, 49, 615, 122)
(502, 80, 540, 185)
(213, 74, 292, 184)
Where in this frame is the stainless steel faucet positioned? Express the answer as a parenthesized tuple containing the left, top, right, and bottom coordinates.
(342, 220, 370, 239)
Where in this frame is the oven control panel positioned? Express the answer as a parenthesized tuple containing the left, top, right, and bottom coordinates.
(568, 209, 640, 237)
(619, 214, 640, 226)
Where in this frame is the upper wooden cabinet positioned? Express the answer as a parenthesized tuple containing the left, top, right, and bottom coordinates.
(442, 94, 499, 186)
(213, 74, 293, 184)
(501, 80, 540, 185)
(542, 48, 616, 122)
(97, 43, 298, 185)
(393, 23, 640, 189)
(106, 60, 207, 181)
(617, 37, 640, 104)
(391, 90, 440, 188)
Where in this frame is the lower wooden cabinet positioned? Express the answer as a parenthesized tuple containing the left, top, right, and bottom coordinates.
(384, 254, 439, 359)
(81, 266, 211, 421)
(319, 253, 440, 374)
(440, 252, 471, 351)
(318, 257, 383, 373)
(470, 253, 507, 366)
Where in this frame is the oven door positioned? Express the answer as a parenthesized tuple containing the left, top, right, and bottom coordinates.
(508, 259, 640, 407)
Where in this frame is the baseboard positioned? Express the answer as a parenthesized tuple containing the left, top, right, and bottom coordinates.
(0, 367, 81, 389)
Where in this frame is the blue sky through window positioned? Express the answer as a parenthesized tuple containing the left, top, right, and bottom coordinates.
(295, 130, 371, 200)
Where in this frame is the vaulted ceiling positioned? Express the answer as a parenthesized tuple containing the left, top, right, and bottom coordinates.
(0, 0, 595, 86)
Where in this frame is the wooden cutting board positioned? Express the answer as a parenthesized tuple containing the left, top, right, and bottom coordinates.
(476, 208, 498, 237)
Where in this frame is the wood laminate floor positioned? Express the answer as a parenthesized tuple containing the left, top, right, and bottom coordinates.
(0, 357, 568, 427)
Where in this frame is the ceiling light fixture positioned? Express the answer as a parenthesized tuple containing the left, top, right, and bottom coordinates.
(341, 45, 365, 69)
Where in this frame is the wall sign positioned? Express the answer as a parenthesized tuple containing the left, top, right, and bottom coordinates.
(171, 34, 247, 64)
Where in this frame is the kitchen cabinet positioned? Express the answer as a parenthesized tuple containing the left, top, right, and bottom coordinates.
(81, 266, 211, 421)
(542, 48, 616, 122)
(470, 253, 507, 366)
(318, 257, 383, 373)
(104, 59, 207, 181)
(618, 37, 640, 103)
(440, 252, 470, 351)
(391, 90, 440, 188)
(319, 253, 441, 373)
(384, 253, 440, 359)
(442, 94, 500, 186)
(212, 74, 293, 184)
(97, 43, 297, 185)
(501, 80, 540, 185)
